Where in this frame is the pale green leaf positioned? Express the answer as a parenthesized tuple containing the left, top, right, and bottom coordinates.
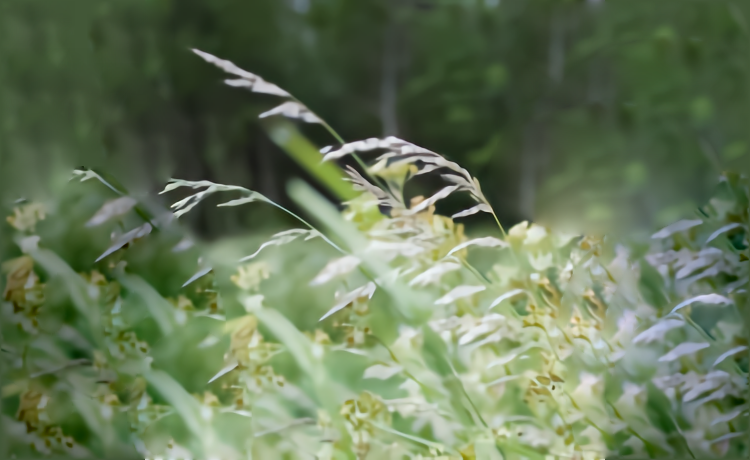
(95, 223, 152, 262)
(658, 342, 709, 362)
(363, 364, 403, 380)
(447, 237, 508, 256)
(670, 293, 732, 314)
(712, 346, 747, 367)
(86, 196, 138, 227)
(435, 285, 485, 305)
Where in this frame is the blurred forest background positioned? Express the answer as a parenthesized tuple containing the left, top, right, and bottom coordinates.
(2, 0, 750, 237)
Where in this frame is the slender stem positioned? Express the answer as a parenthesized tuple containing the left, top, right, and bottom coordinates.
(253, 418, 316, 438)
(267, 201, 346, 255)
(460, 257, 492, 286)
(490, 210, 507, 238)
(267, 197, 412, 328)
(368, 335, 432, 396)
(680, 312, 715, 343)
(670, 310, 742, 376)
(626, 428, 664, 457)
(446, 359, 489, 428)
(289, 96, 390, 192)
(487, 208, 524, 274)
(318, 117, 345, 145)
(670, 414, 697, 459)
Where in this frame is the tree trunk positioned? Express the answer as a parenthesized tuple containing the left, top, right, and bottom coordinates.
(380, 15, 400, 137)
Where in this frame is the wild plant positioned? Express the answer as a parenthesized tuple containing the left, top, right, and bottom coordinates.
(1, 49, 747, 460)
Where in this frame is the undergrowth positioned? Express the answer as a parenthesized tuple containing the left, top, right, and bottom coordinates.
(1, 50, 748, 460)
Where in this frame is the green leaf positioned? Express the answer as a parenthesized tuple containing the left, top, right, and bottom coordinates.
(286, 179, 430, 324)
(95, 223, 152, 262)
(266, 121, 356, 201)
(182, 266, 213, 288)
(370, 421, 454, 454)
(243, 297, 352, 451)
(116, 273, 175, 336)
(71, 390, 131, 456)
(146, 370, 212, 456)
(644, 382, 677, 436)
(31, 248, 105, 348)
(421, 326, 477, 427)
(71, 168, 158, 230)
(638, 260, 668, 308)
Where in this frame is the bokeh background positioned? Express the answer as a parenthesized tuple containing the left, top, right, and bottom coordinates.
(2, 0, 750, 237)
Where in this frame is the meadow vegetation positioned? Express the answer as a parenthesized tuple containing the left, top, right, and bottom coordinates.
(1, 50, 748, 460)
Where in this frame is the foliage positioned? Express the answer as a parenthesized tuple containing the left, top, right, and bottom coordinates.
(4, 52, 747, 460)
(0, 182, 226, 459)
(4, 0, 750, 236)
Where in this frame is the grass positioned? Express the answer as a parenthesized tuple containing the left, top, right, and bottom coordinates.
(0, 50, 748, 460)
